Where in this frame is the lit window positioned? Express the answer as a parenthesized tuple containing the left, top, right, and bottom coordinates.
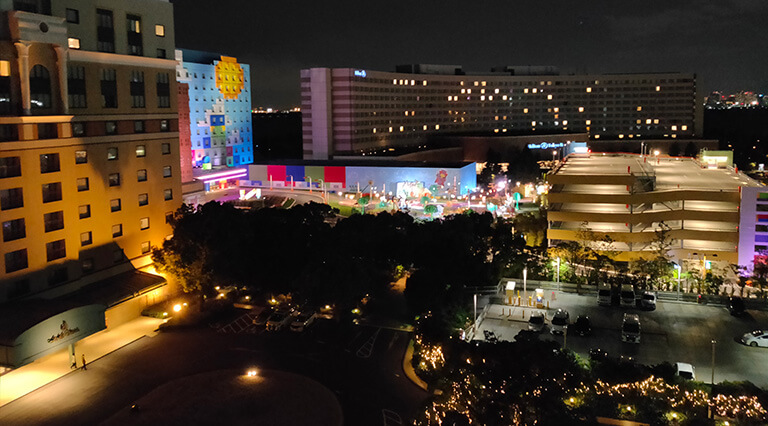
(494, 88, 499, 94)
(547, 94, 553, 100)
(532, 88, 537, 93)
(423, 125, 427, 130)
(502, 95, 507, 100)
(480, 95, 485, 101)
(637, 106, 642, 111)
(619, 134, 624, 139)
(586, 87, 592, 93)
(372, 128, 376, 134)
(473, 81, 478, 86)
(523, 108, 528, 114)
(460, 89, 465, 94)
(585, 120, 591, 125)
(480, 89, 485, 94)
(422, 81, 427, 86)
(524, 88, 529, 94)
(563, 120, 568, 125)
(399, 126, 404, 132)
(681, 125, 688, 131)
(656, 86, 661, 91)
(67, 38, 80, 49)
(671, 125, 678, 131)
(531, 121, 536, 126)
(392, 79, 397, 85)
(488, 96, 493, 100)
(0, 60, 9, 77)
(481, 81, 486, 86)
(410, 80, 414, 86)
(646, 119, 652, 124)
(578, 107, 584, 112)
(447, 96, 452, 101)
(435, 124, 440, 130)
(653, 119, 659, 124)
(140, 217, 149, 230)
(467, 89, 471, 94)
(155, 24, 165, 37)
(388, 127, 393, 132)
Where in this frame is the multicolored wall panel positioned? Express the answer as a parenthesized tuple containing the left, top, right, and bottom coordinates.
(247, 163, 476, 194)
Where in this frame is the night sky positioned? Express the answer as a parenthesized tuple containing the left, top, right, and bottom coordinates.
(172, 0, 768, 110)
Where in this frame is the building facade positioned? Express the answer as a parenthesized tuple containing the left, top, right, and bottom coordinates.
(0, 0, 182, 303)
(547, 153, 761, 265)
(300, 66, 699, 160)
(176, 49, 253, 172)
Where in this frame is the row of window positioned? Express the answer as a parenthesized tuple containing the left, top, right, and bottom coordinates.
(4, 231, 157, 274)
(0, 183, 172, 214)
(66, 66, 171, 109)
(0, 143, 172, 180)
(64, 7, 166, 56)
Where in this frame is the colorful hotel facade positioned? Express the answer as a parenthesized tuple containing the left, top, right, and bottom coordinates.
(175, 49, 253, 184)
(300, 65, 699, 160)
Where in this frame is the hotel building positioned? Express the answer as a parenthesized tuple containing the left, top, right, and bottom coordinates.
(0, 0, 181, 306)
(300, 65, 699, 160)
(176, 49, 252, 191)
(547, 153, 761, 265)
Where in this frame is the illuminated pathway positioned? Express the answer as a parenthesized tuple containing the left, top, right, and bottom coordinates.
(0, 316, 163, 407)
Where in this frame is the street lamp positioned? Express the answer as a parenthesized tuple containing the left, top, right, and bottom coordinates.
(523, 267, 528, 303)
(711, 339, 717, 384)
(675, 263, 681, 301)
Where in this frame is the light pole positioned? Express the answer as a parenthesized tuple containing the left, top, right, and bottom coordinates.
(675, 263, 681, 301)
(552, 149, 557, 163)
(318, 178, 326, 202)
(711, 339, 717, 385)
(523, 267, 528, 304)
(556, 257, 561, 291)
(473, 293, 478, 335)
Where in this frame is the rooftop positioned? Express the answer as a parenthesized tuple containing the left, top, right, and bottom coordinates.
(554, 153, 762, 191)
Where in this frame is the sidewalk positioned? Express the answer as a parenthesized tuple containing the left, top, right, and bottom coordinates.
(0, 316, 164, 407)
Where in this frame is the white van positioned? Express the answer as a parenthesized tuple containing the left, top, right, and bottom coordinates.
(620, 285, 636, 308)
(598, 284, 612, 306)
(621, 313, 641, 343)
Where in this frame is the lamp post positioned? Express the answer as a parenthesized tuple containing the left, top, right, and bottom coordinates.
(711, 339, 717, 384)
(289, 175, 294, 191)
(473, 293, 478, 336)
(523, 267, 528, 303)
(675, 263, 682, 301)
(552, 149, 557, 163)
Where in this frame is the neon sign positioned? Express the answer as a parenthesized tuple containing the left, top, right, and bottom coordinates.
(527, 142, 565, 149)
(354, 70, 367, 78)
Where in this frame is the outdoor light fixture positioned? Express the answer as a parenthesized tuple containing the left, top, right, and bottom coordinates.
(173, 304, 182, 312)
(246, 369, 258, 377)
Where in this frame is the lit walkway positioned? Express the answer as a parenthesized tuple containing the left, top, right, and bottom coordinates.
(0, 316, 164, 407)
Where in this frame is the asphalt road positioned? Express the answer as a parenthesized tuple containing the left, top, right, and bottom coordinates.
(478, 292, 768, 386)
(0, 313, 427, 426)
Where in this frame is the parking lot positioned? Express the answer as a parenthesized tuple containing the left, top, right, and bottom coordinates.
(476, 291, 768, 386)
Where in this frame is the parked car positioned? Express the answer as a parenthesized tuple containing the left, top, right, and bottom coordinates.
(551, 309, 570, 334)
(572, 315, 592, 336)
(528, 311, 546, 332)
(266, 311, 293, 331)
(675, 362, 696, 380)
(290, 312, 316, 332)
(620, 285, 636, 308)
(621, 313, 641, 343)
(639, 291, 657, 310)
(597, 284, 612, 306)
(252, 308, 272, 326)
(728, 296, 746, 316)
(741, 330, 768, 347)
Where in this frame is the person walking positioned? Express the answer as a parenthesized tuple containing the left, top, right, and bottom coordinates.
(81, 354, 87, 371)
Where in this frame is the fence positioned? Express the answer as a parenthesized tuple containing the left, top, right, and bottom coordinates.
(498, 277, 768, 310)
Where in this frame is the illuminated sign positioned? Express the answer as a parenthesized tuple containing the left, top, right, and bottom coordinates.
(354, 70, 367, 78)
(527, 142, 565, 149)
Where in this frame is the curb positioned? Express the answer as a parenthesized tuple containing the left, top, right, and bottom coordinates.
(402, 339, 429, 391)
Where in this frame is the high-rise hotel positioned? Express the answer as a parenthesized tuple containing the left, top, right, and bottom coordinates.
(0, 0, 181, 303)
(301, 65, 698, 160)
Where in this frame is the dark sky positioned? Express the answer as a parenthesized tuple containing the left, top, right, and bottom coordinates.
(172, 0, 768, 110)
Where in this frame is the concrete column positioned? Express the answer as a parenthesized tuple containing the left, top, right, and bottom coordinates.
(54, 45, 68, 114)
(14, 42, 31, 115)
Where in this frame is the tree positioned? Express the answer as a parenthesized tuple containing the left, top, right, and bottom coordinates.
(684, 141, 699, 158)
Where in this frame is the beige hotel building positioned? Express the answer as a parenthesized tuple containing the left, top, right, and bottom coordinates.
(301, 65, 699, 160)
(0, 0, 181, 304)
